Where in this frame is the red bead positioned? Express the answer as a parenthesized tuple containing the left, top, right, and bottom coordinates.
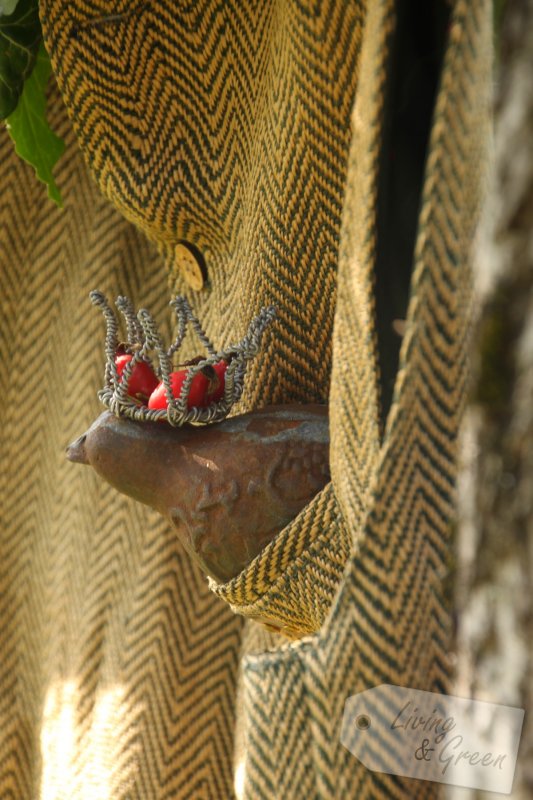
(115, 354, 159, 404)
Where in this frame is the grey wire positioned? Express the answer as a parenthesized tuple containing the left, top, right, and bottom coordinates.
(90, 291, 277, 426)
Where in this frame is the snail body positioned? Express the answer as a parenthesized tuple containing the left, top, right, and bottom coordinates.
(67, 405, 330, 582)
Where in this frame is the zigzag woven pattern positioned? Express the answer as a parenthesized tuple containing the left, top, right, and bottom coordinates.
(209, 483, 352, 638)
(40, 0, 365, 411)
(237, 2, 491, 798)
(0, 92, 242, 799)
(0, 0, 492, 798)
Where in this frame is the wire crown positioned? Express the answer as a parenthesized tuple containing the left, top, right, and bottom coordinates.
(90, 291, 276, 426)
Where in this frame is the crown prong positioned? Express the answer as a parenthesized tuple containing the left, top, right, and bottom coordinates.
(116, 295, 144, 347)
(90, 290, 121, 388)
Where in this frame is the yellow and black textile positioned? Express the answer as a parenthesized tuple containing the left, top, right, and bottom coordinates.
(0, 0, 491, 797)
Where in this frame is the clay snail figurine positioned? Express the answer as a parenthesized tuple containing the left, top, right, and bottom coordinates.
(67, 293, 330, 583)
(66, 405, 330, 583)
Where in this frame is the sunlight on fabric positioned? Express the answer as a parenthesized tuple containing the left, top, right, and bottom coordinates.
(40, 680, 134, 800)
(234, 755, 246, 799)
(40, 681, 76, 800)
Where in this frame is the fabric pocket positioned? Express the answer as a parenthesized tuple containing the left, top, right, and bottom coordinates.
(208, 483, 351, 639)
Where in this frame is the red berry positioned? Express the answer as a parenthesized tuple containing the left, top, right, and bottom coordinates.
(148, 369, 210, 410)
(205, 360, 227, 404)
(115, 354, 159, 404)
(147, 360, 229, 412)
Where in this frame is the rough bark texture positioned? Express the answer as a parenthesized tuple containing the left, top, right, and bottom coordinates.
(451, 1, 533, 798)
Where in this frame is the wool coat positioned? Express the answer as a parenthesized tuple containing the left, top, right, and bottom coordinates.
(0, 0, 491, 797)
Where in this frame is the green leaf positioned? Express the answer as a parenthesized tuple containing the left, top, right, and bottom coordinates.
(0, 0, 41, 118)
(0, 1, 22, 15)
(6, 43, 65, 206)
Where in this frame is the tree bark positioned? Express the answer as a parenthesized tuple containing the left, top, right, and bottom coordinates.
(450, 1, 533, 798)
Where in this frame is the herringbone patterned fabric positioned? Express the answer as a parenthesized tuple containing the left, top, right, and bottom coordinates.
(0, 0, 491, 798)
(0, 85, 244, 799)
(209, 483, 352, 638)
(40, 0, 365, 409)
(235, 3, 490, 797)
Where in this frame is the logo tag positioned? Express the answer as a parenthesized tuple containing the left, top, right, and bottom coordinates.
(340, 684, 524, 794)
